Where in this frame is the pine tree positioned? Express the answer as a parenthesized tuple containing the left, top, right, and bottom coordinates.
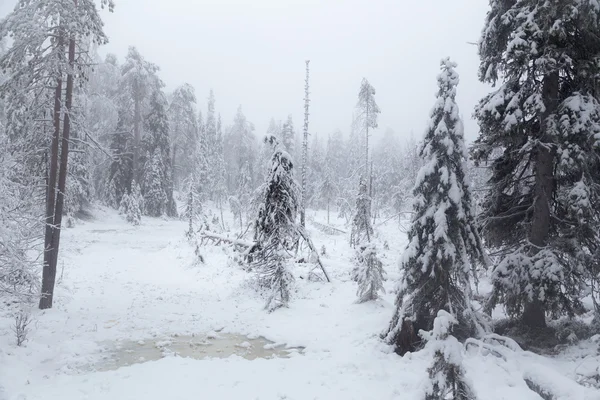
(473, 0, 600, 328)
(384, 59, 487, 355)
(356, 78, 380, 181)
(250, 136, 300, 311)
(0, 0, 113, 309)
(422, 311, 476, 400)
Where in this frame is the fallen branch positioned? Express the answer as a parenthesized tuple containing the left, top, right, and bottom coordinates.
(308, 218, 347, 236)
(296, 227, 331, 282)
(198, 231, 254, 249)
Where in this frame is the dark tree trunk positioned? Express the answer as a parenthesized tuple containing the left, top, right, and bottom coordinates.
(524, 71, 559, 328)
(40, 73, 62, 310)
(40, 23, 76, 309)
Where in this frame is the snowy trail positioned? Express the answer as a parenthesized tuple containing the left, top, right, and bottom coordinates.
(1, 207, 597, 399)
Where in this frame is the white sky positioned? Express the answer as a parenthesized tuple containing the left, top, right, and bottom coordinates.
(1, 0, 491, 144)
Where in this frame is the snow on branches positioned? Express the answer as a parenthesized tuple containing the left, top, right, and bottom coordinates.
(385, 59, 487, 355)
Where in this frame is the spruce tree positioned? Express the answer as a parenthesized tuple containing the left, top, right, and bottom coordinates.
(384, 59, 487, 355)
(106, 110, 133, 208)
(473, 0, 600, 328)
(282, 115, 295, 156)
(141, 90, 176, 217)
(251, 136, 300, 311)
(168, 83, 198, 190)
(350, 179, 373, 247)
(356, 78, 380, 181)
(422, 311, 476, 400)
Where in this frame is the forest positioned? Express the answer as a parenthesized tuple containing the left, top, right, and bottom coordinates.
(1, 1, 600, 399)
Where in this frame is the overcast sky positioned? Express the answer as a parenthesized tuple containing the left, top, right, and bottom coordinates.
(1, 0, 491, 144)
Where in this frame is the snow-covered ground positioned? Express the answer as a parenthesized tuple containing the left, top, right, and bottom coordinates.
(1, 206, 598, 399)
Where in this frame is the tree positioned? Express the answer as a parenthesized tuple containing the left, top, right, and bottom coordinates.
(106, 109, 133, 208)
(422, 311, 476, 400)
(473, 0, 600, 329)
(319, 165, 337, 225)
(141, 90, 176, 217)
(350, 179, 373, 247)
(356, 78, 380, 182)
(384, 59, 487, 355)
(0, 0, 114, 309)
(354, 242, 385, 303)
(281, 115, 295, 156)
(121, 46, 163, 183)
(250, 136, 300, 311)
(300, 60, 311, 227)
(168, 83, 198, 190)
(119, 180, 143, 226)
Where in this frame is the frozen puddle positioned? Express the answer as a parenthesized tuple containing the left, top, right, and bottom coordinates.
(93, 333, 304, 371)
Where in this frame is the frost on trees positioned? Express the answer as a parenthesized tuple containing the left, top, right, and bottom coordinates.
(473, 0, 600, 329)
(0, 0, 114, 309)
(141, 90, 177, 218)
(384, 59, 487, 355)
(353, 242, 386, 303)
(167, 83, 198, 191)
(250, 136, 300, 311)
(350, 178, 374, 248)
(356, 78, 380, 181)
(422, 311, 476, 400)
(119, 180, 143, 226)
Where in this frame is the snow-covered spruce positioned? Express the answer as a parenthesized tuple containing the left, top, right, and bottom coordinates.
(119, 180, 143, 226)
(422, 311, 476, 400)
(473, 0, 600, 328)
(384, 59, 487, 355)
(181, 174, 204, 238)
(353, 242, 386, 303)
(141, 90, 177, 218)
(250, 136, 301, 311)
(350, 178, 373, 248)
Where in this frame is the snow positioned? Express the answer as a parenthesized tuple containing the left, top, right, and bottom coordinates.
(1, 206, 597, 399)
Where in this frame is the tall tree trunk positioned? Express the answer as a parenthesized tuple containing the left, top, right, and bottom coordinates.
(40, 20, 77, 309)
(525, 71, 559, 328)
(40, 68, 63, 310)
(327, 200, 330, 225)
(133, 82, 141, 183)
(300, 60, 310, 227)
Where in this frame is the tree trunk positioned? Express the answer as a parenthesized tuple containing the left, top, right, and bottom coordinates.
(40, 24, 76, 309)
(327, 201, 330, 225)
(40, 69, 63, 310)
(300, 60, 310, 228)
(133, 82, 141, 183)
(524, 71, 559, 328)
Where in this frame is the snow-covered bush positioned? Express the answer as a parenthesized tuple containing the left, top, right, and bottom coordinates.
(422, 311, 475, 400)
(353, 243, 386, 303)
(12, 309, 32, 347)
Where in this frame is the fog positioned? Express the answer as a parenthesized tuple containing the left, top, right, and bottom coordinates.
(1, 0, 490, 143)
